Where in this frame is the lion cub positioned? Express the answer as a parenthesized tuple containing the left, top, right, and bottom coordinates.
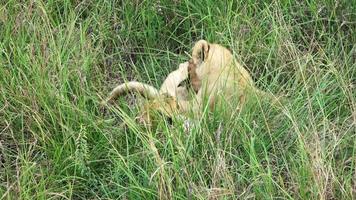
(178, 40, 262, 114)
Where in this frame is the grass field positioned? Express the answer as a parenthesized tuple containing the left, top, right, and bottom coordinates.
(0, 0, 355, 199)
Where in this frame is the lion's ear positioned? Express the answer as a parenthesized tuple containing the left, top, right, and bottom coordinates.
(202, 43, 210, 62)
(192, 40, 210, 63)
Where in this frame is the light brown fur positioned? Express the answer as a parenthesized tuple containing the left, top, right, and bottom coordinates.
(177, 40, 257, 115)
(102, 62, 190, 126)
(188, 59, 201, 93)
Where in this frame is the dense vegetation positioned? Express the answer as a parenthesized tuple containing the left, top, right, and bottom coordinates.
(0, 0, 355, 199)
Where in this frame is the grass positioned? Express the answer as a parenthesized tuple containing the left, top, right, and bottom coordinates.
(0, 0, 355, 199)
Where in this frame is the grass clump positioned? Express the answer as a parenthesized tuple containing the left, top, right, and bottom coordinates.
(0, 0, 355, 199)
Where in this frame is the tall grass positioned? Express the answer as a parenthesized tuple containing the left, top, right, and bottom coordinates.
(0, 0, 355, 199)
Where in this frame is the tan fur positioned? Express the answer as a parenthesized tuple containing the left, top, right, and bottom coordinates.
(188, 59, 201, 93)
(159, 62, 189, 98)
(101, 82, 159, 105)
(178, 40, 257, 115)
(102, 62, 190, 126)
